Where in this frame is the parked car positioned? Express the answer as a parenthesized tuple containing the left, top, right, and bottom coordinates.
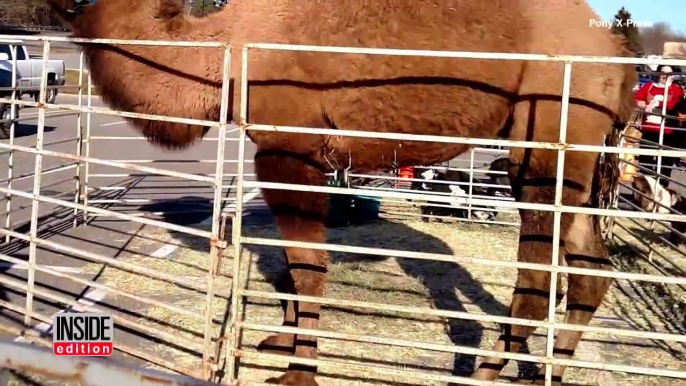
(0, 39, 66, 139)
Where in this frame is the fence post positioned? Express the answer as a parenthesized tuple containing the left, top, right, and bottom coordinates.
(543, 60, 572, 385)
(201, 45, 232, 380)
(24, 40, 51, 327)
(467, 148, 476, 220)
(225, 44, 251, 384)
(82, 71, 93, 223)
(3, 44, 19, 244)
(645, 81, 673, 261)
(73, 51, 86, 226)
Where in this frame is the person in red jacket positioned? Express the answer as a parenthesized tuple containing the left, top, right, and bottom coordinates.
(634, 65, 685, 187)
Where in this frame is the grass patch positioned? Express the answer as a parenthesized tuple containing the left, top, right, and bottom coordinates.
(61, 69, 97, 95)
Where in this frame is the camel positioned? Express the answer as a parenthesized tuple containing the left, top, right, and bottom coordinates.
(45, 0, 637, 385)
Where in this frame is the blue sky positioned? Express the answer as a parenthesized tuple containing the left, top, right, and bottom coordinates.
(586, 0, 685, 33)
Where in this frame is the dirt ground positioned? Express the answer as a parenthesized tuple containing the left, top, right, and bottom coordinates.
(77, 200, 686, 386)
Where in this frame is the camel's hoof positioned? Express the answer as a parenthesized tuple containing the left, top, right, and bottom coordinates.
(471, 366, 501, 381)
(512, 376, 561, 386)
(265, 371, 319, 386)
(256, 333, 294, 355)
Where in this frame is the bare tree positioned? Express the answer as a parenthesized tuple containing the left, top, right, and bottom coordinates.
(0, 0, 61, 28)
(639, 22, 686, 55)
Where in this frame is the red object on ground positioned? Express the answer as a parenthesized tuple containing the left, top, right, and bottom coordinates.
(398, 166, 414, 178)
(397, 166, 414, 188)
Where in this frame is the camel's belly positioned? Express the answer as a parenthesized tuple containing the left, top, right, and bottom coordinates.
(330, 137, 470, 174)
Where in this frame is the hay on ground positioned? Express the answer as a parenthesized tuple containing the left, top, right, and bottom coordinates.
(79, 200, 686, 386)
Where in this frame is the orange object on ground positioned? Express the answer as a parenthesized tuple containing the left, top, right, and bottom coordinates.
(619, 141, 637, 182)
(398, 166, 414, 178)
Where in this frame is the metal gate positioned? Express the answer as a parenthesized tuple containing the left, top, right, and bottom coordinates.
(0, 35, 233, 382)
(230, 43, 686, 386)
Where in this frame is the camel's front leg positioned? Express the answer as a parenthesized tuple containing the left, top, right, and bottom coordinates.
(255, 151, 329, 386)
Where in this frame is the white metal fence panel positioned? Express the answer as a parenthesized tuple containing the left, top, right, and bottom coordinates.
(0, 35, 234, 382)
(230, 42, 686, 386)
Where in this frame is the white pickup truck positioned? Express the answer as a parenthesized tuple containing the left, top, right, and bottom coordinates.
(0, 39, 66, 138)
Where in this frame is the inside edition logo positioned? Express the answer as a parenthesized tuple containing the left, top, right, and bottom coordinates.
(52, 312, 113, 356)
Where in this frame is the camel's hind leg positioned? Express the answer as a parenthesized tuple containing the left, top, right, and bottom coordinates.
(512, 212, 613, 385)
(254, 151, 329, 386)
(472, 148, 614, 385)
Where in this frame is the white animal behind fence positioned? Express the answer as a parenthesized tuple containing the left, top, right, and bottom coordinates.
(409, 162, 507, 222)
(631, 174, 686, 245)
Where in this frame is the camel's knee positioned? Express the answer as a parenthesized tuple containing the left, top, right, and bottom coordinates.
(563, 212, 613, 296)
(282, 244, 329, 298)
(514, 211, 565, 316)
(289, 262, 328, 296)
(254, 151, 331, 312)
(272, 266, 297, 310)
(511, 271, 563, 319)
(565, 213, 592, 249)
(564, 256, 613, 305)
(564, 213, 607, 255)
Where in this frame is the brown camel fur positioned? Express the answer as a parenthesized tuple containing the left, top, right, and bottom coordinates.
(46, 0, 637, 385)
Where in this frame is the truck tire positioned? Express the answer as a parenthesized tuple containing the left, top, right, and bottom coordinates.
(0, 104, 11, 140)
(33, 80, 58, 104)
(46, 79, 57, 104)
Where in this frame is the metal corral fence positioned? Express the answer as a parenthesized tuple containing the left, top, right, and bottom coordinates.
(0, 35, 684, 386)
(231, 42, 686, 386)
(0, 35, 235, 381)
